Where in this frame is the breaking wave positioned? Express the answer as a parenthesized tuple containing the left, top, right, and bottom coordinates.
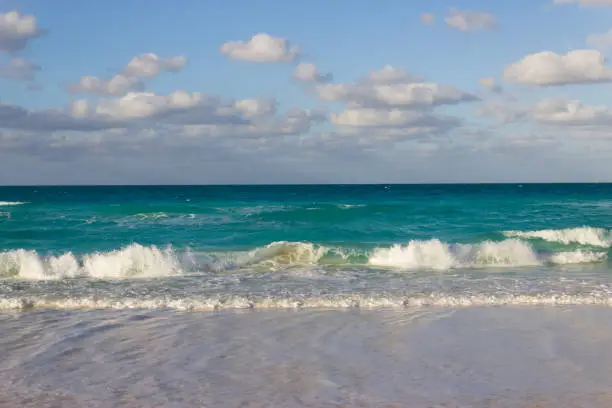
(0, 201, 26, 206)
(367, 239, 606, 269)
(504, 227, 612, 247)
(5, 293, 612, 311)
(0, 244, 187, 280)
(0, 238, 608, 280)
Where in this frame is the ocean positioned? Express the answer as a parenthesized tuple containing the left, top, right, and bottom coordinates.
(2, 184, 612, 407)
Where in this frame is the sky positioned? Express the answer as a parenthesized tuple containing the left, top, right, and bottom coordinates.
(2, 0, 612, 184)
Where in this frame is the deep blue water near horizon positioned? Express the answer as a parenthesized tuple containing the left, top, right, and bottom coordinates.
(1, 183, 612, 310)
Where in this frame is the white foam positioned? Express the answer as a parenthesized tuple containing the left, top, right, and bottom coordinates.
(504, 227, 612, 247)
(368, 239, 541, 270)
(4, 293, 612, 311)
(0, 244, 184, 280)
(0, 201, 26, 206)
(549, 250, 607, 265)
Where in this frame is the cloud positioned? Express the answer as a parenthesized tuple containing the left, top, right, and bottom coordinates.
(293, 63, 332, 83)
(122, 53, 187, 77)
(532, 98, 612, 126)
(331, 107, 460, 138)
(0, 57, 40, 81)
(554, 0, 612, 6)
(476, 101, 528, 123)
(479, 77, 503, 93)
(445, 9, 497, 32)
(69, 53, 187, 96)
(317, 81, 478, 108)
(233, 98, 277, 117)
(420, 13, 436, 24)
(503, 50, 612, 86)
(586, 29, 612, 53)
(220, 33, 300, 63)
(367, 65, 420, 84)
(477, 98, 612, 128)
(0, 11, 44, 52)
(69, 74, 144, 96)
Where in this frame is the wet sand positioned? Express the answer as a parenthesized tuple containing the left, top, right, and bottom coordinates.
(2, 306, 612, 407)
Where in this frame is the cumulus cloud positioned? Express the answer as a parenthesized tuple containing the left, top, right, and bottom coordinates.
(69, 74, 144, 96)
(0, 57, 40, 81)
(0, 91, 326, 139)
(476, 101, 528, 123)
(0, 11, 44, 52)
(293, 63, 332, 83)
(479, 77, 502, 93)
(532, 98, 612, 126)
(69, 53, 187, 96)
(420, 13, 436, 24)
(445, 9, 497, 32)
(233, 98, 277, 117)
(477, 98, 612, 128)
(503, 50, 612, 86)
(122, 53, 187, 77)
(220, 33, 300, 63)
(331, 107, 460, 132)
(367, 65, 420, 84)
(317, 81, 477, 108)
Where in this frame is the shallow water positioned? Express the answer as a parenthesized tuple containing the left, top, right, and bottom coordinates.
(2, 307, 612, 407)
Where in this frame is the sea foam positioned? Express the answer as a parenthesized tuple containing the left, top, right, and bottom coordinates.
(504, 227, 612, 247)
(368, 239, 606, 269)
(0, 244, 186, 280)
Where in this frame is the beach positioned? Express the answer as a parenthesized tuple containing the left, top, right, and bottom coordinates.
(2, 306, 612, 407)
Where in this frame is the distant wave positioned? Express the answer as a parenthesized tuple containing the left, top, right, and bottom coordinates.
(4, 293, 612, 311)
(504, 227, 612, 247)
(0, 237, 608, 280)
(0, 201, 26, 206)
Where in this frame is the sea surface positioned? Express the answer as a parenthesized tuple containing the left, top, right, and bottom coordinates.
(3, 184, 612, 406)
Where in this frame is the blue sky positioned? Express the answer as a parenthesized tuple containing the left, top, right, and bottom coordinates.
(2, 0, 612, 184)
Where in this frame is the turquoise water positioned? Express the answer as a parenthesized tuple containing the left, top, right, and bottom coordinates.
(1, 184, 612, 310)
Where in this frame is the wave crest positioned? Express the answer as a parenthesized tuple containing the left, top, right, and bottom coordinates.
(0, 244, 185, 280)
(0, 201, 26, 206)
(504, 227, 612, 247)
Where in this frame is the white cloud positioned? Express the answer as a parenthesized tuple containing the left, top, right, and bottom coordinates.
(367, 65, 420, 84)
(445, 9, 496, 32)
(503, 50, 612, 86)
(122, 53, 187, 78)
(478, 98, 612, 128)
(220, 33, 300, 63)
(586, 29, 612, 52)
(69, 53, 187, 96)
(233, 98, 277, 117)
(87, 91, 207, 120)
(293, 63, 332, 83)
(554, 0, 612, 6)
(0, 11, 44, 52)
(0, 57, 40, 81)
(421, 13, 436, 24)
(479, 77, 502, 93)
(317, 81, 477, 108)
(533, 98, 612, 126)
(476, 101, 528, 123)
(69, 75, 144, 96)
(331, 107, 459, 131)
